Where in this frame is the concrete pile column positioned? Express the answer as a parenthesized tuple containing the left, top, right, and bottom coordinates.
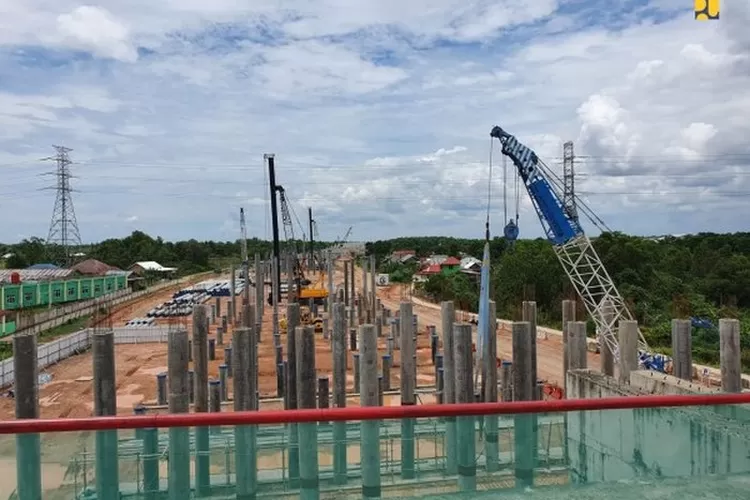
(399, 302, 416, 479)
(454, 323, 476, 491)
(719, 319, 741, 393)
(343, 261, 350, 310)
(360, 324, 381, 499)
(255, 253, 263, 323)
(286, 303, 301, 486)
(362, 260, 369, 323)
(219, 364, 228, 401)
(156, 372, 167, 405)
(521, 301, 538, 397)
(500, 361, 512, 401)
(672, 319, 693, 381)
(353, 353, 360, 391)
(484, 301, 499, 472)
(382, 355, 391, 391)
(348, 262, 354, 327)
(511, 322, 534, 488)
(568, 322, 588, 373)
(561, 300, 576, 396)
(296, 325, 320, 500)
(326, 254, 334, 313)
(233, 321, 258, 500)
(618, 321, 639, 385)
(92, 328, 119, 499)
(215, 296, 222, 319)
(392, 317, 400, 348)
(318, 377, 330, 424)
(441, 301, 458, 475)
(331, 303, 348, 484)
(167, 329, 190, 499)
(369, 255, 377, 323)
(230, 265, 237, 324)
(192, 305, 211, 496)
(600, 300, 615, 377)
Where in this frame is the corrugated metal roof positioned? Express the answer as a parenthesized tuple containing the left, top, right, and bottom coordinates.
(131, 261, 177, 272)
(71, 259, 119, 276)
(0, 269, 74, 283)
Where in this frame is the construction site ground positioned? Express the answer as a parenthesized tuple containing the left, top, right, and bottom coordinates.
(0, 263, 595, 420)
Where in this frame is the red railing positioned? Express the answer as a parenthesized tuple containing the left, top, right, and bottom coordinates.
(1, 393, 749, 435)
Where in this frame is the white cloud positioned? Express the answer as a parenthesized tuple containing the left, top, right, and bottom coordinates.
(0, 1, 749, 244)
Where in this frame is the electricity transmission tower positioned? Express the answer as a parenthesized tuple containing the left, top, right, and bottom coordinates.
(43, 145, 82, 266)
(562, 141, 579, 223)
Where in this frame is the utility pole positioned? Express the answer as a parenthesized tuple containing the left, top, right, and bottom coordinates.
(43, 145, 82, 266)
(308, 207, 314, 273)
(265, 154, 282, 300)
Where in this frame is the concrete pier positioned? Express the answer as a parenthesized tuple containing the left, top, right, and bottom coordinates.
(318, 376, 330, 424)
(618, 320, 639, 385)
(600, 300, 615, 377)
(296, 325, 320, 500)
(156, 372, 167, 405)
(332, 302, 348, 485)
(719, 319, 741, 393)
(484, 301, 499, 472)
(672, 319, 693, 381)
(167, 329, 190, 500)
(286, 303, 301, 485)
(216, 326, 224, 346)
(501, 361, 512, 401)
(561, 300, 576, 395)
(92, 328, 119, 499)
(362, 260, 369, 323)
(568, 322, 588, 370)
(454, 323, 476, 491)
(382, 354, 391, 391)
(208, 338, 216, 360)
(219, 364, 228, 401)
(353, 353, 361, 391)
(225, 347, 233, 377)
(350, 328, 357, 351)
(233, 323, 258, 500)
(192, 305, 211, 496)
(209, 380, 221, 435)
(400, 302, 416, 480)
(360, 324, 381, 499)
(511, 322, 534, 488)
(369, 255, 377, 322)
(230, 265, 237, 324)
(521, 301, 538, 396)
(349, 263, 356, 327)
(188, 370, 195, 404)
(441, 301, 457, 474)
(255, 253, 263, 324)
(343, 261, 350, 308)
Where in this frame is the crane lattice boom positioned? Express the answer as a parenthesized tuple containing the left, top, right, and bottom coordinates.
(490, 125, 649, 360)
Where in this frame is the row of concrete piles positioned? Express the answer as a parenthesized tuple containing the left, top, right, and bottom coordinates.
(9, 249, 746, 498)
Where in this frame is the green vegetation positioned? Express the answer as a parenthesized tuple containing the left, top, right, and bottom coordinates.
(366, 232, 750, 370)
(1, 231, 333, 277)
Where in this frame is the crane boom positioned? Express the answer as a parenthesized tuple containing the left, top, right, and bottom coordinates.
(490, 125, 649, 360)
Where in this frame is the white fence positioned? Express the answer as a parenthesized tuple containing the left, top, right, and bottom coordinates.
(0, 329, 91, 388)
(0, 326, 174, 388)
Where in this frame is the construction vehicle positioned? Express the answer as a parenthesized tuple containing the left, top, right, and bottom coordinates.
(299, 270, 328, 304)
(278, 306, 323, 334)
(489, 125, 662, 372)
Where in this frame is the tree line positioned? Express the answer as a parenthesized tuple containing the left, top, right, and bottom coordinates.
(366, 232, 750, 370)
(1, 231, 330, 277)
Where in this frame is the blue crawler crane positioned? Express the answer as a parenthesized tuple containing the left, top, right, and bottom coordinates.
(490, 125, 666, 371)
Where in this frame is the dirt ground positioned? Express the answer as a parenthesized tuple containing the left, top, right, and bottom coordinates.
(0, 260, 594, 420)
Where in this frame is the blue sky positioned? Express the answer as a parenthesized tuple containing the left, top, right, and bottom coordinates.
(1, 0, 748, 244)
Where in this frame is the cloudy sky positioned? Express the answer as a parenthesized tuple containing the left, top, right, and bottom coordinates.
(1, 0, 748, 244)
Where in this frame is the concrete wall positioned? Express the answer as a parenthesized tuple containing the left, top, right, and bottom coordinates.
(566, 369, 750, 483)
